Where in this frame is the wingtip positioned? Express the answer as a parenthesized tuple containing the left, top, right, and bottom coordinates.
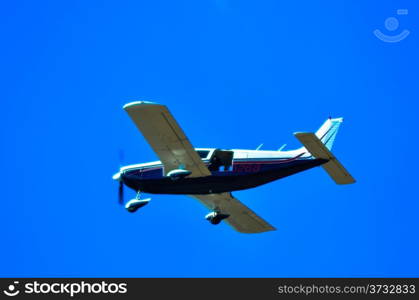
(123, 100, 161, 110)
(330, 117, 344, 123)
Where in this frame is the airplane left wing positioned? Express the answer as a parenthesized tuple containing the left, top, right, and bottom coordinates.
(189, 193, 276, 233)
(123, 101, 211, 177)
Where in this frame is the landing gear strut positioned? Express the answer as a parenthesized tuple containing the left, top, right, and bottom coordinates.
(125, 191, 151, 213)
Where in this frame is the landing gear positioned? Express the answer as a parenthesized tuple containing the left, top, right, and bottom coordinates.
(125, 191, 151, 213)
(205, 211, 230, 225)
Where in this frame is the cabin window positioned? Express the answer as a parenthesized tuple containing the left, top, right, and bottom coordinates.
(196, 150, 210, 159)
(208, 150, 234, 172)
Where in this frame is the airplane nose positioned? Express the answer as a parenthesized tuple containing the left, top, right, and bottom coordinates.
(112, 172, 121, 181)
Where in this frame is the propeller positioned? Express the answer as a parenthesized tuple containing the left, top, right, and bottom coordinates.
(118, 180, 124, 205)
(115, 148, 125, 205)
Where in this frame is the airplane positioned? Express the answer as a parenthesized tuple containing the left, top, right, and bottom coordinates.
(113, 101, 355, 233)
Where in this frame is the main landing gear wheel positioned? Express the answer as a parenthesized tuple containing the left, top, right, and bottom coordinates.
(205, 211, 230, 225)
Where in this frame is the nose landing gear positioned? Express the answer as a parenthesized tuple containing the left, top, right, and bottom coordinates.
(125, 191, 151, 213)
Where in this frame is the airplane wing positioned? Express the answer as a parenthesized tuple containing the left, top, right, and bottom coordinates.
(189, 193, 276, 233)
(123, 101, 211, 177)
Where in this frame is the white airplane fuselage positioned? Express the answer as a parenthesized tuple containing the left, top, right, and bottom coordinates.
(119, 148, 327, 194)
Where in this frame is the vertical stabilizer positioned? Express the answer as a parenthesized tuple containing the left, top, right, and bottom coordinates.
(315, 118, 343, 151)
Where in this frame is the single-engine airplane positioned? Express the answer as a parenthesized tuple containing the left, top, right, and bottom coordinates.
(113, 101, 355, 233)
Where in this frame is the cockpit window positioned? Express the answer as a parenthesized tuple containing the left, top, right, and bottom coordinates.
(196, 150, 210, 159)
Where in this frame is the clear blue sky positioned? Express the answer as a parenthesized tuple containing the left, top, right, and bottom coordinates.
(1, 0, 418, 277)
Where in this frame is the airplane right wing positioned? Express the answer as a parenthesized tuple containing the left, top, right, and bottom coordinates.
(189, 193, 276, 233)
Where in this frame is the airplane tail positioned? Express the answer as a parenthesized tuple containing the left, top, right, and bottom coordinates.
(314, 117, 343, 151)
(294, 117, 355, 185)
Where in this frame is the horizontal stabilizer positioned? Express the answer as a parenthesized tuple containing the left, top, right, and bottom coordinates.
(294, 132, 355, 185)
